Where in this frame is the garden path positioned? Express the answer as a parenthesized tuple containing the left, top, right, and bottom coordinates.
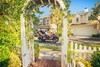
(34, 37, 61, 67)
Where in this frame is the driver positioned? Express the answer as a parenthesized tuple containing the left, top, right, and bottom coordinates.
(40, 30, 45, 39)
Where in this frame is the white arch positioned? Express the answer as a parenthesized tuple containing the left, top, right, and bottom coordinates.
(21, 0, 68, 67)
(56, 0, 66, 10)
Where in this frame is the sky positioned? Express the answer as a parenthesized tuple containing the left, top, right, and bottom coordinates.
(69, 0, 99, 13)
(35, 6, 51, 18)
(36, 0, 99, 17)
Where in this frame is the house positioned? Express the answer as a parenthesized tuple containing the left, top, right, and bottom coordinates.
(38, 16, 57, 33)
(38, 16, 50, 31)
(71, 8, 98, 36)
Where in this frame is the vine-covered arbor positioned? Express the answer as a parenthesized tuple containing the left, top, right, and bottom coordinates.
(21, 0, 70, 67)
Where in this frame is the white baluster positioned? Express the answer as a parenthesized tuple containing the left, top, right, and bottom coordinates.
(79, 44, 82, 50)
(88, 47, 92, 50)
(71, 41, 74, 51)
(69, 62, 72, 67)
(67, 63, 69, 67)
(99, 47, 100, 51)
(75, 42, 78, 50)
(93, 47, 97, 51)
(84, 45, 87, 50)
(73, 60, 76, 67)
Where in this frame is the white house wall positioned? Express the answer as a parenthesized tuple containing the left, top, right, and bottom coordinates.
(86, 12, 92, 23)
(73, 25, 94, 36)
(72, 11, 93, 24)
(72, 14, 81, 23)
(81, 15, 87, 23)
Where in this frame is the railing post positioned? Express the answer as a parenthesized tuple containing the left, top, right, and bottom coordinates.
(93, 47, 97, 51)
(88, 47, 92, 50)
(75, 42, 78, 50)
(84, 45, 87, 50)
(71, 41, 74, 51)
(73, 60, 76, 67)
(79, 44, 82, 50)
(99, 47, 100, 51)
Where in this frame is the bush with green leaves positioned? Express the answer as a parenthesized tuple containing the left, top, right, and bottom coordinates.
(0, 18, 21, 67)
(67, 43, 75, 62)
(92, 34, 100, 37)
(8, 52, 21, 67)
(91, 51, 100, 67)
(57, 28, 62, 36)
(34, 42, 40, 60)
(0, 46, 10, 67)
(76, 58, 92, 67)
(0, 20, 21, 47)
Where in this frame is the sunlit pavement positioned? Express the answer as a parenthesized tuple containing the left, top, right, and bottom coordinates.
(34, 37, 61, 46)
(39, 50, 61, 61)
(34, 37, 61, 61)
(70, 36, 100, 44)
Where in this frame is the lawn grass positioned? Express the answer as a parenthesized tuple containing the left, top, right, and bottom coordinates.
(40, 45, 61, 51)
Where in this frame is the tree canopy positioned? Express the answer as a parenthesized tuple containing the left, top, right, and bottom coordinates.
(91, 2, 100, 20)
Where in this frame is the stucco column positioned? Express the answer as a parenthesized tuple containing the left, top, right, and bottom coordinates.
(61, 11, 68, 67)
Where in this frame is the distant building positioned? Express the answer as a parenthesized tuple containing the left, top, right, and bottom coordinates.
(71, 8, 98, 36)
(38, 16, 50, 31)
(38, 16, 57, 33)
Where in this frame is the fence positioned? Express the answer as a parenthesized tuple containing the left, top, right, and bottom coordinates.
(70, 41, 100, 67)
(70, 41, 100, 60)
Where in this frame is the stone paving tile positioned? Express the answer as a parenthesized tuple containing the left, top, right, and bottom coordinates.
(39, 50, 61, 61)
(34, 59, 61, 67)
(34, 37, 61, 66)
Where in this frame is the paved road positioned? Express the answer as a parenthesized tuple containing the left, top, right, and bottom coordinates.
(70, 36, 100, 44)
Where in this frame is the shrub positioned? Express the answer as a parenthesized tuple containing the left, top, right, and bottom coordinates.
(91, 51, 100, 67)
(8, 52, 21, 67)
(67, 43, 75, 62)
(34, 42, 40, 60)
(0, 46, 10, 67)
(76, 58, 92, 67)
(68, 30, 72, 37)
(57, 29, 62, 36)
(92, 34, 100, 37)
(0, 21, 21, 47)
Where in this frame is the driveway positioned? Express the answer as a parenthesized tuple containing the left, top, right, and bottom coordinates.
(70, 36, 100, 44)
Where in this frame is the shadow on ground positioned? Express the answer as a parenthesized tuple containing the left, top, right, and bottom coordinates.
(34, 40, 61, 46)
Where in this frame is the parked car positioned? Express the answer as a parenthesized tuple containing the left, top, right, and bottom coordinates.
(37, 30, 59, 43)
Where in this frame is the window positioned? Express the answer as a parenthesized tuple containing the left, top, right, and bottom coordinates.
(43, 18, 46, 25)
(88, 16, 91, 20)
(76, 18, 79, 22)
(46, 19, 49, 24)
(88, 14, 93, 20)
